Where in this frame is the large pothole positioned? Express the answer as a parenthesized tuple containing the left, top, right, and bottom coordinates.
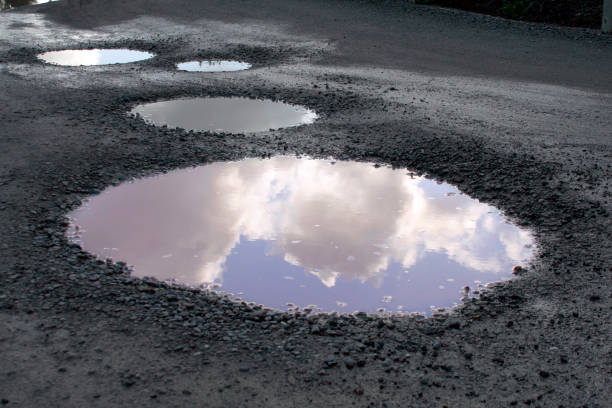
(67, 157, 535, 314)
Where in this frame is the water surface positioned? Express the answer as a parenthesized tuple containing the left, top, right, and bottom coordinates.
(68, 157, 534, 314)
(1, 0, 54, 10)
(131, 97, 317, 133)
(176, 60, 251, 72)
(38, 49, 155, 66)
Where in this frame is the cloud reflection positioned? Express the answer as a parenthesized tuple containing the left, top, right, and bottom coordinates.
(70, 157, 534, 299)
(38, 49, 154, 66)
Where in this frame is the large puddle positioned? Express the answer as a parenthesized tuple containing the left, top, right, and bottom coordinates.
(68, 157, 534, 314)
(38, 49, 155, 66)
(176, 60, 251, 72)
(130, 97, 317, 133)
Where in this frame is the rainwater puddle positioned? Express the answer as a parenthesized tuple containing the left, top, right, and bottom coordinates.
(176, 60, 251, 72)
(1, 0, 54, 10)
(67, 157, 535, 314)
(130, 97, 317, 133)
(37, 49, 155, 66)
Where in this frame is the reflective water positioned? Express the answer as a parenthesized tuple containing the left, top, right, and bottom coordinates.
(1, 0, 54, 11)
(38, 49, 155, 66)
(176, 60, 251, 72)
(130, 97, 317, 133)
(68, 157, 534, 314)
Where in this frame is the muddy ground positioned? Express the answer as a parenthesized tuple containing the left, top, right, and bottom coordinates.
(0, 0, 611, 407)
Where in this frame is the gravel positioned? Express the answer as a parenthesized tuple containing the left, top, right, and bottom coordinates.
(0, 0, 610, 407)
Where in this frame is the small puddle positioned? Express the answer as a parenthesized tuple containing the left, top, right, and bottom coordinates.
(176, 60, 251, 72)
(1, 0, 54, 10)
(130, 97, 317, 133)
(68, 157, 534, 314)
(37, 49, 155, 66)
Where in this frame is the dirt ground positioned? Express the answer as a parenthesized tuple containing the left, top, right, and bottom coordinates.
(0, 0, 611, 407)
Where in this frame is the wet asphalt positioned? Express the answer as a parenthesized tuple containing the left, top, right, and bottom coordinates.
(0, 0, 611, 407)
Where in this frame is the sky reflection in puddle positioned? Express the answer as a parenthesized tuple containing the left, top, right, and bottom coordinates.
(38, 49, 155, 66)
(130, 97, 317, 133)
(176, 60, 251, 72)
(68, 157, 534, 314)
(1, 0, 54, 11)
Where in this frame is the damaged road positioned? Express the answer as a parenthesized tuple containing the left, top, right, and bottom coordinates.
(0, 0, 611, 407)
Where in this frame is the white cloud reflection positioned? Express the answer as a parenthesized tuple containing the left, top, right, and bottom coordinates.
(38, 49, 154, 66)
(70, 157, 534, 291)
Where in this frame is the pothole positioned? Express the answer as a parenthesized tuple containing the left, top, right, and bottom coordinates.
(1, 0, 54, 10)
(176, 60, 251, 72)
(130, 97, 318, 133)
(67, 157, 535, 314)
(37, 49, 155, 66)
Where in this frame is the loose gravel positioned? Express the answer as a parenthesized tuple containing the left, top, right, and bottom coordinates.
(0, 0, 610, 407)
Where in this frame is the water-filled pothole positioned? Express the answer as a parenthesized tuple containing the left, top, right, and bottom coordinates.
(38, 49, 155, 66)
(130, 97, 317, 133)
(176, 60, 251, 72)
(1, 0, 54, 10)
(68, 157, 534, 314)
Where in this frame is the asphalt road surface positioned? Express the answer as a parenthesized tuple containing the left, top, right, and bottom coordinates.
(0, 1, 611, 407)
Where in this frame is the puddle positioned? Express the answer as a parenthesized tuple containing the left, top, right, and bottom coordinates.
(176, 60, 251, 72)
(130, 97, 317, 133)
(1, 0, 54, 10)
(37, 49, 155, 66)
(67, 157, 534, 314)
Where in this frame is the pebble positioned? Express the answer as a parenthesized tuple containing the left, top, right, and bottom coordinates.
(345, 357, 356, 369)
(324, 356, 338, 368)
